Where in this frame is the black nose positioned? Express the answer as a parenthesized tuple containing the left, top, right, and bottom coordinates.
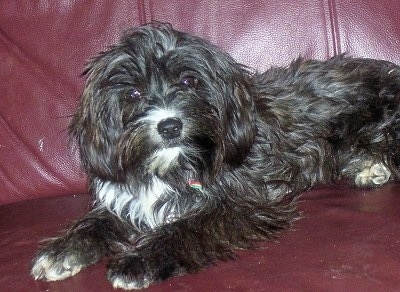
(157, 118, 183, 139)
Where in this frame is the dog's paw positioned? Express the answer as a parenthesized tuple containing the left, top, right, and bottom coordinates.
(107, 255, 153, 290)
(31, 250, 83, 281)
(355, 162, 391, 187)
(107, 254, 182, 290)
(110, 275, 151, 290)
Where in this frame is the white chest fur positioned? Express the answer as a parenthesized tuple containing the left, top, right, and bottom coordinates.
(95, 177, 175, 230)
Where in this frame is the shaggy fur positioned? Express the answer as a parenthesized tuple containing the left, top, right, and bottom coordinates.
(31, 23, 400, 289)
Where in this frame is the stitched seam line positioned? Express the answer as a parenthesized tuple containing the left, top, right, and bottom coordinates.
(136, 0, 147, 24)
(327, 0, 341, 55)
(137, 0, 155, 24)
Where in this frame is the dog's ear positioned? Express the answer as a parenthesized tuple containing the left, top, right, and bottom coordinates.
(69, 51, 124, 180)
(220, 67, 256, 167)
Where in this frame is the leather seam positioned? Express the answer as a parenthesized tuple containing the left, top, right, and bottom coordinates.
(326, 0, 341, 55)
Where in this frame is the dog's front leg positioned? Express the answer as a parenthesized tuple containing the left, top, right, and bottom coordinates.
(31, 208, 132, 281)
(107, 199, 295, 290)
(107, 214, 229, 289)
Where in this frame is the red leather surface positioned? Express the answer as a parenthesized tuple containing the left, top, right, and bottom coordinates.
(334, 0, 400, 61)
(0, 185, 399, 291)
(1, 1, 400, 205)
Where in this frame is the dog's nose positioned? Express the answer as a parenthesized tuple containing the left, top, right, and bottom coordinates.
(157, 118, 183, 139)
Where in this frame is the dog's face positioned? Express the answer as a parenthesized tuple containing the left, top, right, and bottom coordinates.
(70, 24, 256, 187)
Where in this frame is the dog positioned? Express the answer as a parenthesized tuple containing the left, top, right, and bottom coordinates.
(31, 23, 400, 289)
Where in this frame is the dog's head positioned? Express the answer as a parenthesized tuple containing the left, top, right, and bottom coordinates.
(70, 23, 256, 187)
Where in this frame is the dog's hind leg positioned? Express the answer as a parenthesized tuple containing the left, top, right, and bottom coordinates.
(354, 160, 391, 187)
(338, 151, 392, 187)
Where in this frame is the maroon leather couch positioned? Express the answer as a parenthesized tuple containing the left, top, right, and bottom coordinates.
(1, 1, 400, 291)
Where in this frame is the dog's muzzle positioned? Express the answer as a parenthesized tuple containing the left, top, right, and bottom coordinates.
(157, 117, 183, 139)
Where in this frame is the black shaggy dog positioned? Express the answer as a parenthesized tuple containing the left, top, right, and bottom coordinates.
(31, 23, 400, 289)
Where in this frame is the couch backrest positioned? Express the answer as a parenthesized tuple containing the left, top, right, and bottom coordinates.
(1, 0, 400, 205)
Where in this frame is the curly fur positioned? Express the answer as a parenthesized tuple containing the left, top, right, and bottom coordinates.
(31, 23, 400, 289)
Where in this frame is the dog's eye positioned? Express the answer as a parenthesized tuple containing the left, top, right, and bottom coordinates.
(125, 87, 142, 102)
(180, 76, 198, 88)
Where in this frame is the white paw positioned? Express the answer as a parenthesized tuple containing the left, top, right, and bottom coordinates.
(31, 253, 83, 281)
(370, 163, 392, 184)
(110, 276, 151, 290)
(355, 162, 391, 187)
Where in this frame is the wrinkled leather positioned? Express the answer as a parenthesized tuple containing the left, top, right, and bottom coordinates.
(1, 0, 400, 291)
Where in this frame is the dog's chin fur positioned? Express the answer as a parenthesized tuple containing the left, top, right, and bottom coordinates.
(32, 23, 400, 289)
